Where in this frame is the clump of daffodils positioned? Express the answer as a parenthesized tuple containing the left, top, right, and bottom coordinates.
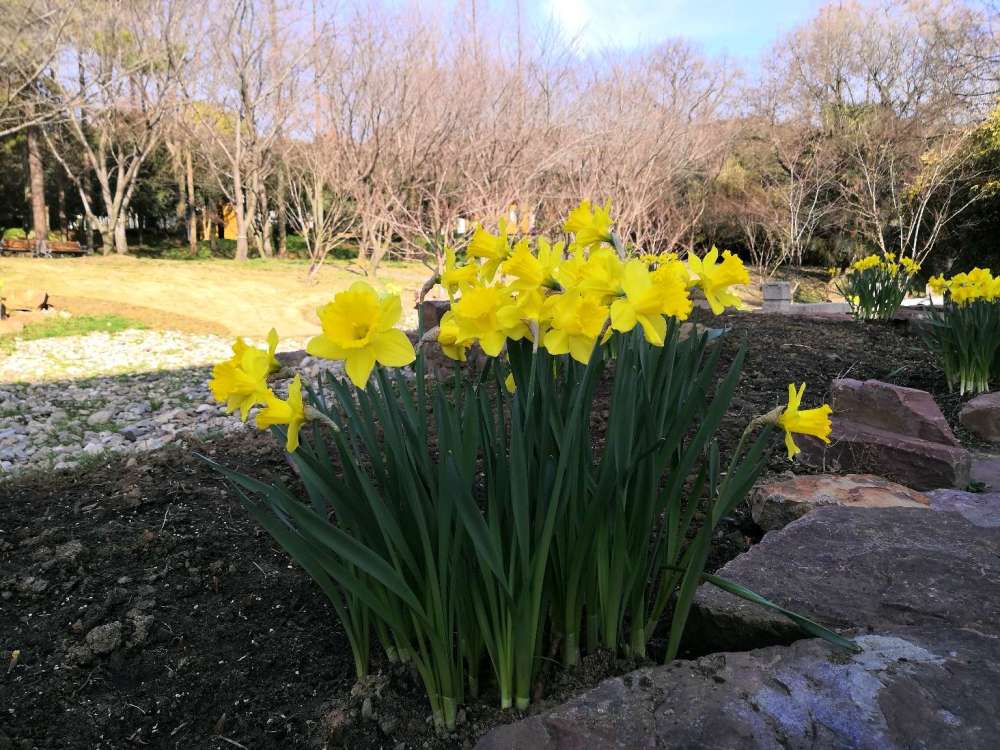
(928, 267, 1000, 307)
(922, 267, 1000, 394)
(837, 252, 921, 322)
(202, 200, 843, 731)
(433, 203, 747, 366)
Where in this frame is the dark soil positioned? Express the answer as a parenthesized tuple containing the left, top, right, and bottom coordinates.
(0, 312, 982, 749)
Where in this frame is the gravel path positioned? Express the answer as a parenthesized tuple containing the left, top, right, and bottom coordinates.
(0, 329, 346, 477)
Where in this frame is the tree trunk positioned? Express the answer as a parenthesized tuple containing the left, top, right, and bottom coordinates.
(206, 198, 218, 253)
(245, 187, 258, 258)
(276, 167, 287, 257)
(186, 150, 197, 255)
(261, 187, 273, 258)
(312, 171, 325, 267)
(26, 125, 48, 254)
(114, 220, 128, 254)
(175, 167, 187, 244)
(57, 183, 67, 239)
(82, 180, 95, 253)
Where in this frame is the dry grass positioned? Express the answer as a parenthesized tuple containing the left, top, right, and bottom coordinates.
(0, 255, 437, 338)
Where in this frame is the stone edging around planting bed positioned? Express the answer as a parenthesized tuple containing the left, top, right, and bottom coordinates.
(477, 498, 1000, 749)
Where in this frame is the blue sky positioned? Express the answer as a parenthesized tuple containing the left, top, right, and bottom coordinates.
(533, 0, 826, 59)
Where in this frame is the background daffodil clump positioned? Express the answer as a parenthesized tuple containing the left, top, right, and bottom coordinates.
(835, 252, 921, 321)
(923, 266, 1000, 394)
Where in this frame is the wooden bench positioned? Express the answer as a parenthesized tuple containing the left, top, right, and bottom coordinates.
(1, 238, 34, 255)
(48, 240, 85, 256)
(0, 238, 87, 256)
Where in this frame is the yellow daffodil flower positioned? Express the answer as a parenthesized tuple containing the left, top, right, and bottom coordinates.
(451, 283, 526, 357)
(504, 372, 516, 393)
(776, 383, 832, 459)
(209, 329, 281, 421)
(307, 282, 416, 388)
(900, 257, 921, 275)
(256, 375, 307, 452)
(571, 246, 624, 301)
(502, 237, 562, 291)
(610, 260, 672, 345)
(928, 275, 949, 296)
(650, 259, 694, 320)
(468, 221, 510, 281)
(543, 291, 609, 364)
(685, 247, 749, 315)
(441, 247, 478, 298)
(437, 310, 472, 362)
(501, 239, 546, 290)
(850, 255, 883, 272)
(563, 200, 613, 250)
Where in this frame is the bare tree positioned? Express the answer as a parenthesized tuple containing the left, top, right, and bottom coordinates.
(43, 0, 190, 254)
(777, 0, 991, 263)
(187, 0, 308, 261)
(0, 0, 73, 137)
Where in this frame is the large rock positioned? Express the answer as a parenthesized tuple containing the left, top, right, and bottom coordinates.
(832, 378, 961, 446)
(750, 473, 928, 531)
(927, 488, 1000, 528)
(960, 392, 1000, 443)
(801, 422, 971, 491)
(476, 627, 1000, 750)
(800, 379, 971, 490)
(688, 506, 1000, 652)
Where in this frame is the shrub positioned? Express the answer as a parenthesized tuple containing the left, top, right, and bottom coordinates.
(922, 268, 1000, 395)
(205, 202, 852, 729)
(836, 253, 921, 321)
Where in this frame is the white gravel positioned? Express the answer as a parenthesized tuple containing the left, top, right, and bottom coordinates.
(0, 329, 346, 478)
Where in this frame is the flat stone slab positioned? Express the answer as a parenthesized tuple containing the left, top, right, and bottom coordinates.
(927, 489, 1000, 528)
(750, 473, 928, 531)
(800, 422, 971, 490)
(972, 453, 1000, 491)
(476, 626, 1000, 750)
(689, 506, 1000, 652)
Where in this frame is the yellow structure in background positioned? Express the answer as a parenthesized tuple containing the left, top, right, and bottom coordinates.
(221, 204, 238, 240)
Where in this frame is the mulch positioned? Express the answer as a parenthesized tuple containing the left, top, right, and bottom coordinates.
(0, 312, 980, 749)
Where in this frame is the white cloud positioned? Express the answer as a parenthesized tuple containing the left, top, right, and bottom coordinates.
(542, 0, 685, 52)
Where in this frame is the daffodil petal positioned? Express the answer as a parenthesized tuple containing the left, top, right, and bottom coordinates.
(344, 349, 377, 388)
(307, 334, 345, 360)
(373, 328, 416, 367)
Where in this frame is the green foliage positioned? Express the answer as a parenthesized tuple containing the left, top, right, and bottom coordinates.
(922, 300, 1000, 395)
(0, 314, 146, 353)
(132, 235, 359, 262)
(208, 324, 854, 729)
(13, 314, 145, 340)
